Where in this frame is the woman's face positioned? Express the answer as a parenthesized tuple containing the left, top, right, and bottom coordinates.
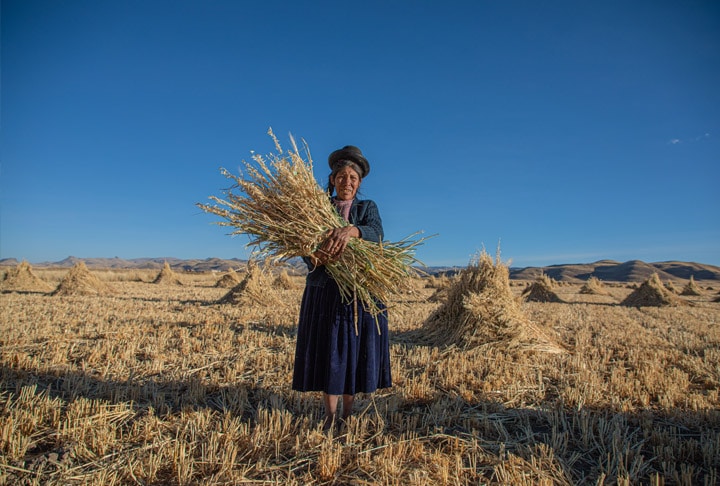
(331, 166, 361, 201)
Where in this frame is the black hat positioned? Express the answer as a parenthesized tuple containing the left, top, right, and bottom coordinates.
(328, 145, 370, 178)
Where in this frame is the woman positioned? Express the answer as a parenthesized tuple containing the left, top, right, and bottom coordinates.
(292, 145, 392, 431)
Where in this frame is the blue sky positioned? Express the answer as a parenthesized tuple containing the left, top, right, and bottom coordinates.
(2, 0, 719, 268)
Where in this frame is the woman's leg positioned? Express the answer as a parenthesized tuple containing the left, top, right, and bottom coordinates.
(323, 393, 339, 429)
(342, 394, 354, 420)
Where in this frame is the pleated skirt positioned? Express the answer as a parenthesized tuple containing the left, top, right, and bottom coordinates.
(292, 278, 392, 395)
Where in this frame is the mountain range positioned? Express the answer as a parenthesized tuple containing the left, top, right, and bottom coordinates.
(1, 256, 719, 282)
(508, 259, 720, 282)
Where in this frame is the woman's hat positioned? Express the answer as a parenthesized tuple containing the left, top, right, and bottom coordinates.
(328, 145, 370, 178)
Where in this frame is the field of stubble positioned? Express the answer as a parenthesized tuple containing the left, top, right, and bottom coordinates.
(1, 267, 719, 485)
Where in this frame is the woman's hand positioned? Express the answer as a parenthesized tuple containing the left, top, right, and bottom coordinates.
(318, 226, 360, 263)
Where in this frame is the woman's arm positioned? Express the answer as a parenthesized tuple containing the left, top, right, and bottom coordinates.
(308, 200, 384, 267)
(318, 226, 360, 262)
(352, 200, 383, 243)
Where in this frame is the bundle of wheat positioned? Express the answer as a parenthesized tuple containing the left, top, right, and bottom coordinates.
(52, 262, 113, 296)
(522, 273, 564, 303)
(197, 129, 427, 318)
(579, 276, 608, 295)
(217, 261, 280, 307)
(680, 276, 702, 296)
(419, 251, 566, 353)
(0, 260, 53, 293)
(153, 261, 183, 286)
(621, 273, 687, 307)
(215, 268, 242, 288)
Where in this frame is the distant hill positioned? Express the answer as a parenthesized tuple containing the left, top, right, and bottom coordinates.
(1, 257, 719, 282)
(0, 256, 248, 272)
(509, 260, 720, 282)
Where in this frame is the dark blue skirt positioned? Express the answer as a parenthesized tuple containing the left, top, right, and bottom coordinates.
(292, 278, 392, 395)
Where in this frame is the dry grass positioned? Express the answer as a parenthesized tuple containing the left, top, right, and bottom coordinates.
(1, 265, 719, 485)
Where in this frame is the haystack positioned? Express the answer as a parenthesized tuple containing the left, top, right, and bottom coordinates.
(217, 262, 281, 306)
(664, 280, 678, 294)
(419, 251, 566, 354)
(579, 276, 609, 295)
(215, 268, 242, 288)
(621, 273, 687, 307)
(153, 261, 183, 285)
(0, 260, 53, 293)
(273, 269, 295, 290)
(52, 262, 113, 296)
(522, 274, 565, 303)
(680, 276, 702, 296)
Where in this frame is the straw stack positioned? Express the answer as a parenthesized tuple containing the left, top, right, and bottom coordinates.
(419, 251, 566, 354)
(52, 262, 113, 296)
(215, 268, 242, 288)
(621, 273, 688, 307)
(217, 261, 279, 307)
(680, 276, 702, 296)
(522, 273, 564, 303)
(153, 261, 183, 285)
(579, 276, 609, 295)
(0, 260, 53, 293)
(273, 269, 295, 290)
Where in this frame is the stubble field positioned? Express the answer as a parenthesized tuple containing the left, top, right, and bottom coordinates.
(1, 265, 719, 485)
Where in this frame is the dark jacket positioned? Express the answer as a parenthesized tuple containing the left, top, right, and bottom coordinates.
(303, 198, 384, 288)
